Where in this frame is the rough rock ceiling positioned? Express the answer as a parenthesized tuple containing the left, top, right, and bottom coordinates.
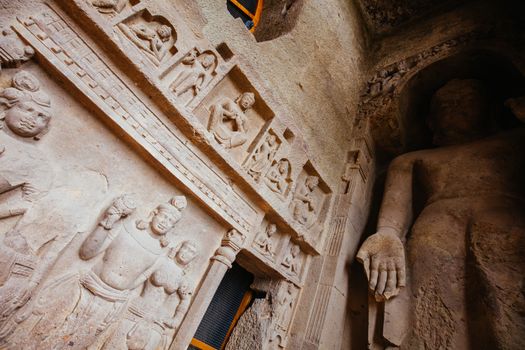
(357, 0, 469, 34)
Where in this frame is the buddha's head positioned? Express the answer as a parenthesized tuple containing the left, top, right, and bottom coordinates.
(428, 79, 492, 146)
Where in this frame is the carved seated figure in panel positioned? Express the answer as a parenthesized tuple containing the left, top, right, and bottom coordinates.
(171, 49, 217, 105)
(281, 243, 301, 277)
(290, 175, 319, 228)
(119, 20, 174, 65)
(356, 79, 525, 349)
(103, 240, 197, 350)
(245, 134, 279, 182)
(253, 223, 277, 259)
(208, 92, 255, 149)
(91, 0, 127, 14)
(10, 195, 188, 349)
(264, 159, 291, 197)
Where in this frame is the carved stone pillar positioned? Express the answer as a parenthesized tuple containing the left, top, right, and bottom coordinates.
(170, 229, 246, 350)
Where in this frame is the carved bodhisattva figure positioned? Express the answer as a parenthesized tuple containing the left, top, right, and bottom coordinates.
(103, 240, 197, 350)
(245, 134, 279, 181)
(208, 92, 255, 149)
(357, 79, 525, 349)
(253, 223, 277, 259)
(171, 49, 217, 105)
(12, 195, 188, 349)
(0, 70, 54, 337)
(290, 175, 319, 228)
(264, 159, 291, 197)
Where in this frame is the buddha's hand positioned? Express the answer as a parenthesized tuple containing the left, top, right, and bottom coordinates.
(356, 229, 406, 302)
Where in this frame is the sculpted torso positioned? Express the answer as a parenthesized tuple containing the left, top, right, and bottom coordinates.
(94, 222, 162, 290)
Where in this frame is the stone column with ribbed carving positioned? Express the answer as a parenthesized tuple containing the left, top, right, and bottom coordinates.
(169, 229, 246, 350)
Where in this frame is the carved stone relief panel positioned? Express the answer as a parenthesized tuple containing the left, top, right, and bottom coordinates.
(14, 6, 261, 234)
(166, 48, 219, 107)
(278, 240, 305, 282)
(268, 281, 300, 348)
(289, 163, 331, 241)
(0, 50, 226, 348)
(194, 66, 275, 164)
(117, 9, 177, 66)
(244, 131, 281, 182)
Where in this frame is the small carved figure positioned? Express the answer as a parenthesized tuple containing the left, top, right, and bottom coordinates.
(208, 92, 255, 149)
(103, 241, 197, 350)
(290, 175, 319, 227)
(253, 224, 277, 259)
(15, 195, 187, 349)
(0, 29, 34, 70)
(91, 0, 127, 14)
(120, 21, 174, 64)
(281, 243, 301, 276)
(264, 159, 291, 196)
(274, 283, 295, 331)
(245, 134, 279, 181)
(171, 49, 217, 105)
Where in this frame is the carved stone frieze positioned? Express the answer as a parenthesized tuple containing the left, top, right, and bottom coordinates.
(280, 242, 302, 278)
(264, 159, 292, 198)
(244, 133, 280, 182)
(14, 7, 259, 233)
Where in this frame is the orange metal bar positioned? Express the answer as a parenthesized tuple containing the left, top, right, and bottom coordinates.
(220, 290, 254, 349)
(229, 0, 255, 19)
(190, 338, 217, 350)
(251, 0, 264, 32)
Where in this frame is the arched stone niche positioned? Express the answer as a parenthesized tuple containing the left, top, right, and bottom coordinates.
(398, 50, 525, 152)
(253, 0, 304, 42)
(360, 46, 525, 159)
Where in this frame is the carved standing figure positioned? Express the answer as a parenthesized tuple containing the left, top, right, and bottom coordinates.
(12, 195, 187, 349)
(0, 70, 54, 336)
(103, 240, 197, 350)
(245, 134, 279, 181)
(356, 79, 525, 349)
(274, 283, 295, 332)
(290, 175, 319, 227)
(253, 223, 277, 259)
(208, 92, 255, 149)
(264, 159, 291, 196)
(171, 49, 217, 105)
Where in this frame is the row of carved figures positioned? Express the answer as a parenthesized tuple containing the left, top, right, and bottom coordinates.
(87, 0, 324, 232)
(0, 70, 201, 349)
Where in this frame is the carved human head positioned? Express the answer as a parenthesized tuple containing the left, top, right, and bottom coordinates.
(174, 240, 198, 266)
(428, 79, 492, 146)
(278, 159, 289, 174)
(238, 92, 255, 110)
(178, 281, 191, 297)
(266, 223, 277, 236)
(1, 71, 52, 139)
(267, 134, 277, 146)
(156, 25, 172, 41)
(305, 175, 319, 189)
(150, 196, 187, 235)
(200, 53, 216, 69)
